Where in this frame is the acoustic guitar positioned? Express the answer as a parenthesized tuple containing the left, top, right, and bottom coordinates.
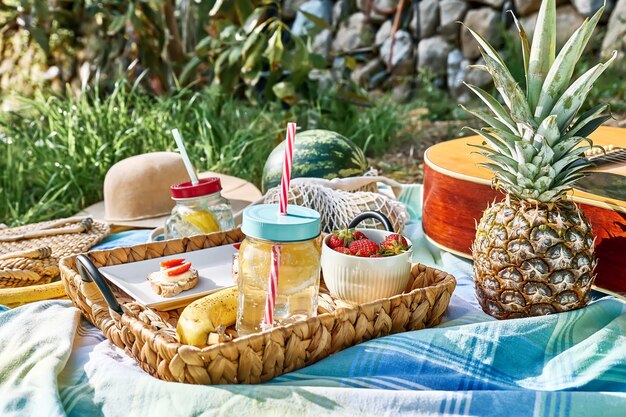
(423, 126, 626, 296)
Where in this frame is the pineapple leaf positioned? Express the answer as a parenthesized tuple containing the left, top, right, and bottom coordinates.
(533, 140, 555, 165)
(552, 51, 617, 131)
(515, 173, 534, 188)
(514, 141, 536, 164)
(465, 127, 516, 156)
(473, 45, 535, 128)
(536, 115, 560, 146)
(484, 127, 522, 149)
(552, 136, 590, 160)
(483, 152, 520, 173)
(481, 163, 518, 184)
(509, 11, 530, 90)
(459, 105, 515, 134)
(552, 153, 588, 176)
(463, 83, 519, 134)
(534, 176, 552, 191)
(564, 104, 611, 139)
(462, 24, 531, 120)
(534, 6, 604, 119)
(527, 0, 556, 112)
(518, 162, 539, 180)
(538, 189, 568, 201)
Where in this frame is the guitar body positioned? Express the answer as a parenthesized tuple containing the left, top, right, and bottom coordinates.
(423, 126, 626, 296)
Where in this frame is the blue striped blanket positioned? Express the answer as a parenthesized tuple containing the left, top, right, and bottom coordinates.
(1, 185, 625, 416)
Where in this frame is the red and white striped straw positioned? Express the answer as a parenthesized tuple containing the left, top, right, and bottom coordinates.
(264, 245, 280, 327)
(279, 122, 297, 215)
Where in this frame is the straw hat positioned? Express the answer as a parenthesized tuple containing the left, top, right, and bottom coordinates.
(81, 152, 262, 229)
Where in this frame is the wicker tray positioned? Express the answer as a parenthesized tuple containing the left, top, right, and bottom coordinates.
(59, 228, 456, 385)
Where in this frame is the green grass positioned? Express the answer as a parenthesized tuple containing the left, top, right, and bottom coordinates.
(0, 82, 417, 226)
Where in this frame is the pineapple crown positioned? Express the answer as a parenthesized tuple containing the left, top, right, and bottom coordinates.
(463, 0, 617, 203)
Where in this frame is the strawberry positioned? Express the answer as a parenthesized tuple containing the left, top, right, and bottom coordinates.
(353, 231, 367, 241)
(166, 262, 192, 276)
(160, 258, 185, 268)
(333, 247, 352, 255)
(328, 234, 346, 249)
(380, 234, 410, 255)
(349, 239, 380, 257)
(384, 234, 409, 248)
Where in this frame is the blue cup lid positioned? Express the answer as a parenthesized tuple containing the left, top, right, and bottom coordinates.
(241, 204, 321, 242)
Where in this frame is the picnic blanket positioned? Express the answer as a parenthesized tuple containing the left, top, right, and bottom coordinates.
(1, 185, 625, 416)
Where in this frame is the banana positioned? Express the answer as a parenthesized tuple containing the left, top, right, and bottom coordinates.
(0, 280, 67, 308)
(176, 286, 238, 347)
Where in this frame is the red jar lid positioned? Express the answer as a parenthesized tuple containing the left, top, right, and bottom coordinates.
(170, 177, 222, 199)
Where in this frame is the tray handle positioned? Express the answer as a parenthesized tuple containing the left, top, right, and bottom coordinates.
(76, 254, 123, 315)
(348, 211, 394, 232)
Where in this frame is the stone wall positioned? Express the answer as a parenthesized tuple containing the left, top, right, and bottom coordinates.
(284, 0, 626, 102)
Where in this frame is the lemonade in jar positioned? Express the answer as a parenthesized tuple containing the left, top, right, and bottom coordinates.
(165, 177, 234, 239)
(237, 204, 321, 335)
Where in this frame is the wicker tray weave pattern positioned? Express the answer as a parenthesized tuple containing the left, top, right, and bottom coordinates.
(60, 229, 456, 385)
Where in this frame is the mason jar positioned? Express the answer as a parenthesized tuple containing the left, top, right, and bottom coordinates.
(165, 178, 235, 239)
(237, 204, 322, 335)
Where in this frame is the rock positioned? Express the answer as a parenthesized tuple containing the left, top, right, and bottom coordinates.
(291, 0, 333, 36)
(409, 4, 419, 38)
(465, 58, 493, 89)
(312, 29, 333, 60)
(572, 0, 605, 16)
(283, 0, 309, 20)
(518, 6, 586, 50)
(461, 8, 502, 60)
(332, 12, 376, 52)
(392, 83, 413, 103)
(439, 0, 469, 41)
(420, 0, 440, 38)
(351, 58, 385, 86)
(513, 0, 541, 16)
(375, 20, 394, 46)
(473, 0, 505, 8)
(356, 0, 398, 22)
(602, 0, 626, 57)
(332, 0, 353, 27)
(447, 49, 467, 97)
(418, 35, 454, 76)
(380, 30, 414, 67)
(308, 69, 334, 90)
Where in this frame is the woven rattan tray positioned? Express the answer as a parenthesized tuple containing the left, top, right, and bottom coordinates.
(60, 228, 456, 385)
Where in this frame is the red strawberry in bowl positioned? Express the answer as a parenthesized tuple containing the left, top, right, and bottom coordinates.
(333, 247, 352, 255)
(328, 234, 346, 249)
(385, 234, 409, 249)
(353, 231, 367, 241)
(348, 239, 380, 257)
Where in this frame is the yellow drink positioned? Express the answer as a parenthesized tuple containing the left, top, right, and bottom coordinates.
(237, 236, 321, 335)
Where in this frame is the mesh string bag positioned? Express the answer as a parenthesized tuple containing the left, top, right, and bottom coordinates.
(263, 176, 409, 233)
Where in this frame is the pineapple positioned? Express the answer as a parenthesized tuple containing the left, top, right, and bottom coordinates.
(464, 0, 617, 319)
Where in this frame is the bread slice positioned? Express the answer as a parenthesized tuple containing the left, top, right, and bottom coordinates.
(147, 269, 199, 298)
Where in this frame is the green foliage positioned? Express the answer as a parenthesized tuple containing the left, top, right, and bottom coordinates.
(0, 81, 412, 226)
(191, 1, 326, 104)
(0, 0, 327, 103)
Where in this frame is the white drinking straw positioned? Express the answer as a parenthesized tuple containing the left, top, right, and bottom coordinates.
(171, 128, 199, 185)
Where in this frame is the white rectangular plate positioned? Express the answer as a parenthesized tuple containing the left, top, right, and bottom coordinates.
(99, 244, 238, 311)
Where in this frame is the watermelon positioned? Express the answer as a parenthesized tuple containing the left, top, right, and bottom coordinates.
(262, 130, 369, 192)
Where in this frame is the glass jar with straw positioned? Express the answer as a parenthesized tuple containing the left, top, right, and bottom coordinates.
(165, 129, 234, 239)
(236, 123, 322, 335)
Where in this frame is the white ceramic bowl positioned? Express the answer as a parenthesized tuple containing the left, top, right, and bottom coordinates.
(321, 229, 413, 304)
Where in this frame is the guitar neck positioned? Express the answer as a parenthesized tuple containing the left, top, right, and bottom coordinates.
(585, 147, 626, 166)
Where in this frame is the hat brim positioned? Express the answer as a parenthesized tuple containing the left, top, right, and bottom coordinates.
(79, 172, 263, 229)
